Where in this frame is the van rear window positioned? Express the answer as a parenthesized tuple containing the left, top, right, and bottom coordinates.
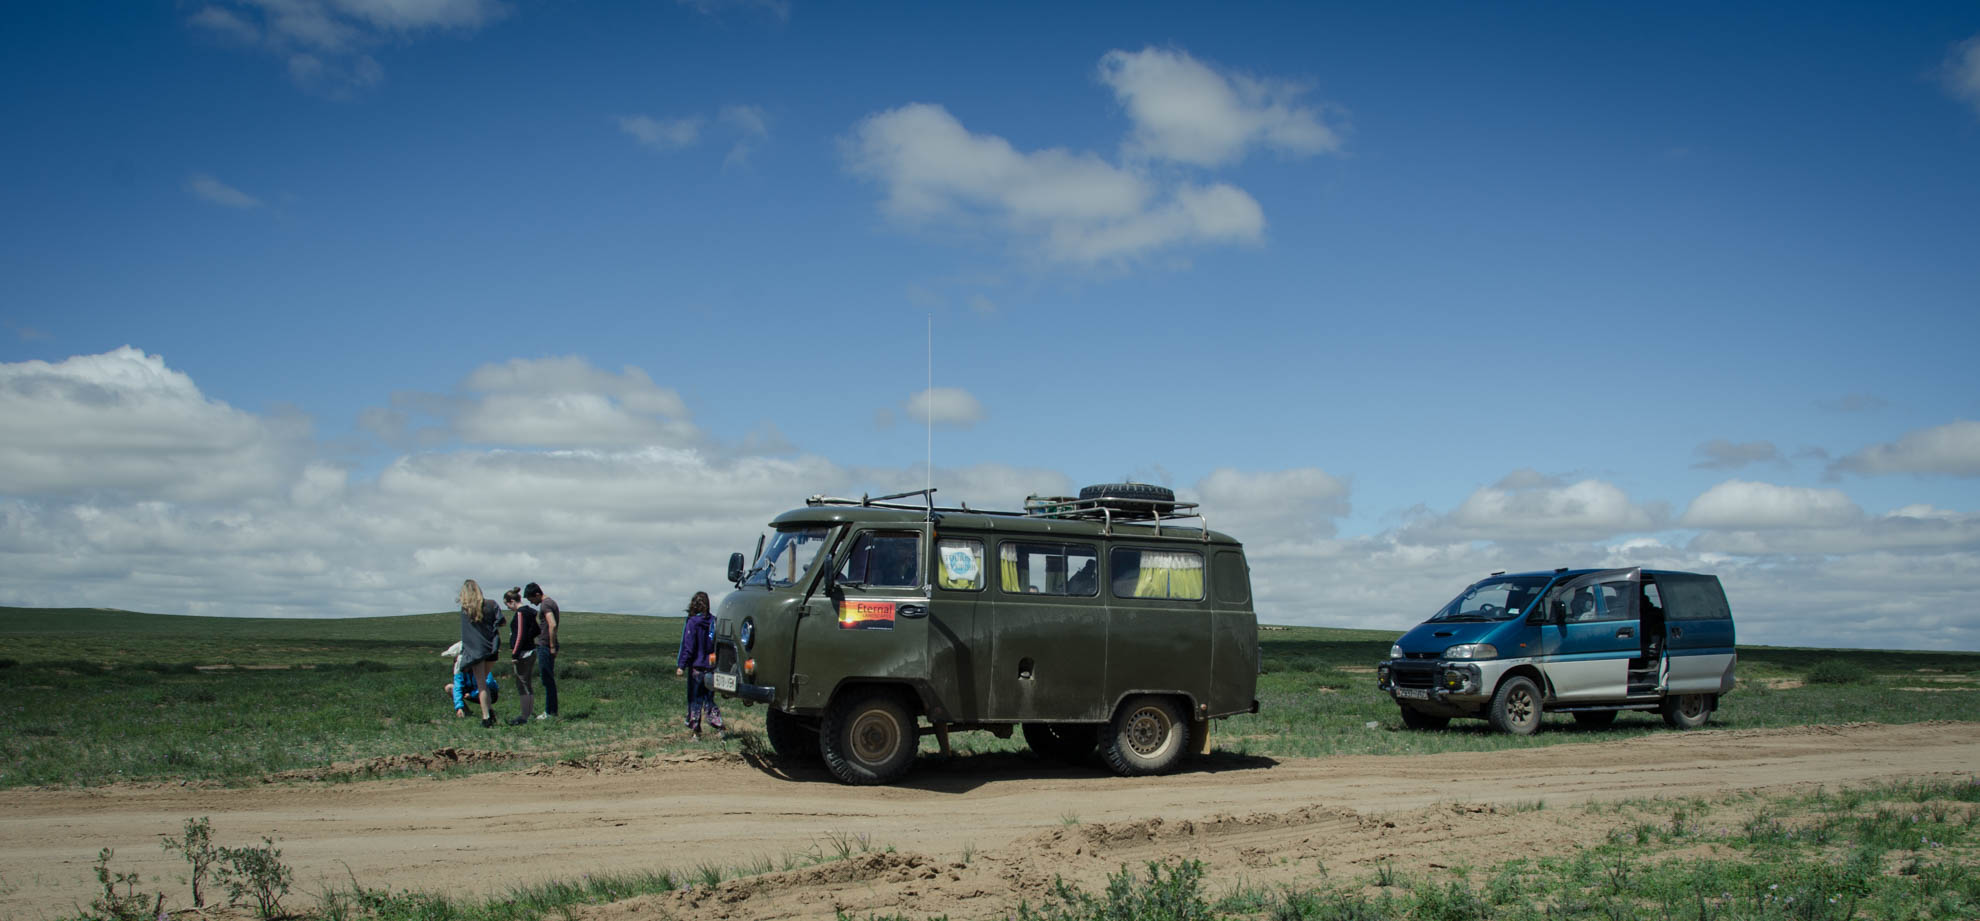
(1658, 573, 1731, 621)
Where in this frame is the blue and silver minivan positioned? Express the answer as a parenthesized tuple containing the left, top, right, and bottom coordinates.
(1376, 568, 1735, 735)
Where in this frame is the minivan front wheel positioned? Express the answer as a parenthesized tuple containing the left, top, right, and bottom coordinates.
(1489, 676, 1543, 736)
(1100, 696, 1190, 776)
(1661, 694, 1711, 730)
(820, 690, 918, 785)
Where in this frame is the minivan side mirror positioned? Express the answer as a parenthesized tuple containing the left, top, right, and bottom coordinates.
(1548, 599, 1567, 624)
(727, 552, 745, 584)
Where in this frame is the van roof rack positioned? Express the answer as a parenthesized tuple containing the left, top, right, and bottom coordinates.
(804, 488, 1210, 540)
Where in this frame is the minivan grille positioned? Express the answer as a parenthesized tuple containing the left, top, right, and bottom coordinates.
(1390, 664, 1437, 689)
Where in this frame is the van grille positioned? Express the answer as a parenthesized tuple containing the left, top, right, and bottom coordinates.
(715, 642, 738, 672)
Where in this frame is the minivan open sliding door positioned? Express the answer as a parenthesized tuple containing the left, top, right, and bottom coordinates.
(1541, 567, 1640, 702)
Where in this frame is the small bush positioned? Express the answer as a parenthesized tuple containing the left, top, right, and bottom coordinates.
(87, 849, 162, 921)
(217, 837, 292, 919)
(1808, 660, 1869, 684)
(161, 816, 218, 908)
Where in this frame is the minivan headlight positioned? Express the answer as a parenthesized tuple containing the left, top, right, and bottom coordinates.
(1388, 644, 1403, 660)
(1443, 643, 1498, 660)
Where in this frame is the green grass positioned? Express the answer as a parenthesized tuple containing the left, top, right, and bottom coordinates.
(3, 609, 1977, 788)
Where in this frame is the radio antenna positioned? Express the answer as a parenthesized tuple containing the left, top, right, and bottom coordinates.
(926, 313, 933, 520)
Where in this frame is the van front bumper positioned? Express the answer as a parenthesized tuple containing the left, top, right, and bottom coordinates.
(1376, 658, 1497, 704)
(710, 668, 776, 703)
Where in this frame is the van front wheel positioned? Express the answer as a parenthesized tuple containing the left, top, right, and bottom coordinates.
(1661, 694, 1711, 730)
(1101, 696, 1190, 776)
(820, 690, 918, 785)
(1489, 677, 1543, 736)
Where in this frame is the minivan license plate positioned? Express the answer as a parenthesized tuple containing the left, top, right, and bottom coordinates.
(1395, 687, 1429, 700)
(712, 673, 737, 692)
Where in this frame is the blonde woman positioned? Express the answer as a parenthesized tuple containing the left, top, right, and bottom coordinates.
(458, 579, 503, 727)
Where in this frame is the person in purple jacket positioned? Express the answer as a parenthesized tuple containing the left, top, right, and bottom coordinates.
(673, 591, 724, 737)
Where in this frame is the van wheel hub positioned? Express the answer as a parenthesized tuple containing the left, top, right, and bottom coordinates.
(850, 710, 902, 762)
(1125, 706, 1172, 755)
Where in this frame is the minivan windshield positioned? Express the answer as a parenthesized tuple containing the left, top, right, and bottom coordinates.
(743, 526, 834, 588)
(1428, 575, 1551, 623)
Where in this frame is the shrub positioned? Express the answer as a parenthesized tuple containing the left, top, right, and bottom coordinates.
(217, 837, 293, 919)
(1808, 660, 1869, 685)
(87, 849, 162, 921)
(161, 816, 219, 908)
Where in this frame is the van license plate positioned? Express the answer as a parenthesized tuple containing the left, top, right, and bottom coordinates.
(1395, 687, 1429, 700)
(712, 673, 737, 692)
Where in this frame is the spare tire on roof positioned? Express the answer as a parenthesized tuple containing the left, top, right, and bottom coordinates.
(1078, 483, 1176, 517)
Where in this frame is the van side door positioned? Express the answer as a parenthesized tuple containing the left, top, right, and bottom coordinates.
(789, 526, 930, 711)
(987, 538, 1107, 722)
(1541, 568, 1640, 701)
(1658, 573, 1737, 694)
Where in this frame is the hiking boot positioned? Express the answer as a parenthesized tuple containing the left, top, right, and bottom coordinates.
(481, 716, 495, 728)
(506, 716, 529, 726)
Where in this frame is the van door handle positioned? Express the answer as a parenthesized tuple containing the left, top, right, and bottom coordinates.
(1616, 627, 1634, 638)
(897, 604, 927, 619)
(1670, 626, 1683, 639)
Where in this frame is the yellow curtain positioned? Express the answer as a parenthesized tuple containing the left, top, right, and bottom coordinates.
(1132, 551, 1204, 600)
(1000, 544, 1019, 592)
(1134, 566, 1170, 597)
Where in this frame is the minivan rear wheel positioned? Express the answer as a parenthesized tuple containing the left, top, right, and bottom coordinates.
(1100, 696, 1190, 776)
(820, 690, 918, 785)
(1024, 723, 1100, 763)
(764, 708, 820, 761)
(1489, 676, 1543, 736)
(1398, 706, 1450, 730)
(1660, 694, 1711, 730)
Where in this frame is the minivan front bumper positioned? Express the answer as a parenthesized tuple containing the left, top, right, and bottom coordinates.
(1377, 657, 1495, 704)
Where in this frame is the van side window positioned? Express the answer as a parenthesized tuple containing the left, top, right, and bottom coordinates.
(1109, 548, 1205, 601)
(999, 541, 1099, 596)
(1658, 573, 1732, 621)
(936, 537, 985, 591)
(840, 531, 921, 588)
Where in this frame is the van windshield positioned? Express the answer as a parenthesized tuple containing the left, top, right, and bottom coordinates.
(743, 526, 834, 588)
(1428, 576, 1551, 623)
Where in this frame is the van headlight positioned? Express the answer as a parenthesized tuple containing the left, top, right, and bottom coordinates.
(740, 617, 755, 651)
(1389, 644, 1403, 660)
(1443, 643, 1497, 660)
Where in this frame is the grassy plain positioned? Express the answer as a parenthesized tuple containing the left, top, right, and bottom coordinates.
(3, 607, 1977, 788)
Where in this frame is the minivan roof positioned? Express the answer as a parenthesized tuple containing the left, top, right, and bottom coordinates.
(768, 504, 1244, 546)
(1495, 568, 1716, 580)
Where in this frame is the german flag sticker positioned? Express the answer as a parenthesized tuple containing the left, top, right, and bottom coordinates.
(838, 600, 896, 630)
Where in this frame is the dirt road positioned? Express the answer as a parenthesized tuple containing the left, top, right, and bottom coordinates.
(3, 721, 1975, 921)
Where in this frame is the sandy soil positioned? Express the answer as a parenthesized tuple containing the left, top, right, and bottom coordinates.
(3, 721, 1975, 921)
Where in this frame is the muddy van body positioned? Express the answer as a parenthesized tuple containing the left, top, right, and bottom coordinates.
(1376, 568, 1735, 735)
(709, 486, 1260, 785)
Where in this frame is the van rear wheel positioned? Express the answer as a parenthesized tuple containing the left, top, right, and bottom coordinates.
(1661, 694, 1711, 730)
(1489, 676, 1543, 736)
(820, 690, 918, 785)
(764, 708, 819, 761)
(1100, 696, 1190, 776)
(1398, 706, 1449, 730)
(1024, 723, 1100, 763)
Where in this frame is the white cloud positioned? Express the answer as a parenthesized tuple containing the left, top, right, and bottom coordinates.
(447, 356, 697, 447)
(618, 114, 703, 151)
(1395, 472, 1662, 543)
(904, 387, 984, 427)
(0, 347, 302, 501)
(1680, 480, 1862, 529)
(1691, 439, 1783, 470)
(720, 105, 769, 166)
(1831, 420, 1980, 478)
(845, 102, 1263, 264)
(186, 174, 263, 209)
(675, 0, 789, 23)
(1098, 47, 1342, 167)
(1946, 33, 1980, 117)
(190, 0, 507, 95)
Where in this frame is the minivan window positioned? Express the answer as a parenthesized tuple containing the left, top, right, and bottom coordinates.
(1000, 541, 1099, 596)
(1110, 548, 1205, 601)
(1430, 576, 1550, 622)
(744, 526, 832, 588)
(936, 537, 985, 591)
(840, 531, 921, 587)
(1658, 573, 1732, 621)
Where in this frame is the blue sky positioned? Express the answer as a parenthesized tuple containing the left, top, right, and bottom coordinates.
(3, 0, 1979, 649)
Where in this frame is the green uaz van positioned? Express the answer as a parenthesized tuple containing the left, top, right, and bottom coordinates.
(709, 485, 1260, 785)
(1377, 567, 1736, 735)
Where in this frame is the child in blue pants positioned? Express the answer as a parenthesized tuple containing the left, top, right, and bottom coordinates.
(673, 591, 724, 736)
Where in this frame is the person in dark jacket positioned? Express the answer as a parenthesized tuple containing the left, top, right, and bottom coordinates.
(501, 587, 539, 725)
(673, 591, 724, 737)
(458, 579, 503, 727)
(524, 582, 560, 719)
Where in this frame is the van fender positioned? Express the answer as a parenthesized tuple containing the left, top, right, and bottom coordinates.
(1492, 664, 1551, 703)
(1106, 689, 1201, 724)
(824, 678, 935, 721)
